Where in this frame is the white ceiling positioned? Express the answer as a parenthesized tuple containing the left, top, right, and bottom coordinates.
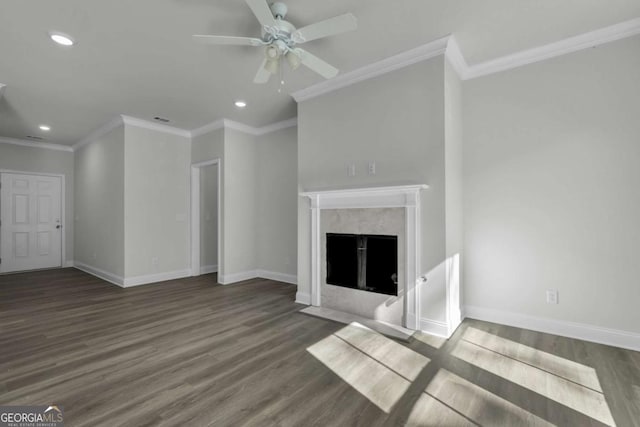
(1, 0, 639, 146)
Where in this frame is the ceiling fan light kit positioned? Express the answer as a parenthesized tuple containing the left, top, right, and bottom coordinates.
(286, 51, 301, 70)
(264, 58, 279, 74)
(193, 0, 357, 84)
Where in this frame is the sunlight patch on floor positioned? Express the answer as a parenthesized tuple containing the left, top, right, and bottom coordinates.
(452, 339, 616, 426)
(334, 322, 429, 381)
(423, 369, 554, 426)
(462, 327, 602, 391)
(307, 322, 429, 413)
(406, 393, 475, 427)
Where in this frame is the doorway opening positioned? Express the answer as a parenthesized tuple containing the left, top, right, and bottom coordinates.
(190, 159, 221, 278)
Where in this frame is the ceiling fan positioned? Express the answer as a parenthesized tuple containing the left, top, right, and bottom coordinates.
(193, 0, 357, 84)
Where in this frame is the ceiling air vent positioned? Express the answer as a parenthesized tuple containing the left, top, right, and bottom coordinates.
(25, 135, 44, 141)
(154, 116, 170, 123)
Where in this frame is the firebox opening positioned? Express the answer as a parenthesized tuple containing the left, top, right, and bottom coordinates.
(326, 233, 398, 296)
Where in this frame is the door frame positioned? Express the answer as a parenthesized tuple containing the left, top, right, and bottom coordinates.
(190, 159, 221, 278)
(0, 169, 67, 271)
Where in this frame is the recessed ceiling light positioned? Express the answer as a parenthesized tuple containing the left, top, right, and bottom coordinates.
(39, 125, 51, 131)
(50, 32, 74, 46)
(234, 100, 247, 108)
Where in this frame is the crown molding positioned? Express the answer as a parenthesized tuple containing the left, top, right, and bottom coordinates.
(223, 119, 261, 135)
(254, 117, 298, 135)
(74, 115, 193, 151)
(464, 17, 640, 80)
(73, 116, 124, 151)
(224, 118, 298, 136)
(291, 36, 450, 102)
(192, 117, 297, 138)
(74, 114, 297, 151)
(291, 17, 640, 98)
(191, 119, 225, 138)
(445, 36, 469, 80)
(121, 115, 191, 138)
(0, 136, 74, 153)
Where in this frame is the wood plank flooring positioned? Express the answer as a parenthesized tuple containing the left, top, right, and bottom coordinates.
(1, 268, 639, 426)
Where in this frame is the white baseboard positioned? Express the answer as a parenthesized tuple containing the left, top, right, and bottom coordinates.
(74, 262, 124, 287)
(256, 269, 297, 285)
(219, 269, 298, 286)
(219, 270, 258, 285)
(64, 260, 74, 268)
(420, 317, 450, 338)
(123, 269, 191, 287)
(200, 264, 218, 274)
(295, 291, 311, 305)
(74, 263, 191, 289)
(465, 305, 640, 352)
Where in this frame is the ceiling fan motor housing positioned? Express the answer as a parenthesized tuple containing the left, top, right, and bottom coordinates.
(261, 20, 296, 42)
(270, 2, 288, 19)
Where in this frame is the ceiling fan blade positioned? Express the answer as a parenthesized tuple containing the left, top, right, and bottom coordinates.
(292, 13, 357, 43)
(244, 0, 276, 29)
(296, 49, 339, 79)
(254, 59, 272, 84)
(193, 35, 263, 46)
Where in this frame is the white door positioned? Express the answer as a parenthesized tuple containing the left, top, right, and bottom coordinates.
(0, 173, 62, 273)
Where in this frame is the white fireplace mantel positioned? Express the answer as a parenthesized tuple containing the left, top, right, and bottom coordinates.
(301, 184, 428, 210)
(301, 184, 428, 330)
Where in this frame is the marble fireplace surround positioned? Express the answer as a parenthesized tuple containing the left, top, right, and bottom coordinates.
(301, 185, 428, 330)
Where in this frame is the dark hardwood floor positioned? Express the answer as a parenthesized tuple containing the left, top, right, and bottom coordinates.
(1, 268, 639, 426)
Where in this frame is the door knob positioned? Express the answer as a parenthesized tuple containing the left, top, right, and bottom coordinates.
(56, 225, 61, 229)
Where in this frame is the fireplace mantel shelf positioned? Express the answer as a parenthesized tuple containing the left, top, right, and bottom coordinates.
(300, 184, 428, 210)
(301, 184, 428, 198)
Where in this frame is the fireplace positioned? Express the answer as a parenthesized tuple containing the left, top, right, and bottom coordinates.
(301, 185, 428, 330)
(326, 233, 398, 296)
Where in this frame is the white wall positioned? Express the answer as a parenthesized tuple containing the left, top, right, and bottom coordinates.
(191, 125, 297, 283)
(463, 35, 640, 334)
(444, 59, 464, 331)
(123, 125, 191, 279)
(74, 125, 125, 276)
(223, 129, 257, 276)
(200, 163, 218, 270)
(0, 143, 74, 263)
(256, 126, 297, 277)
(297, 57, 447, 322)
(192, 128, 224, 162)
